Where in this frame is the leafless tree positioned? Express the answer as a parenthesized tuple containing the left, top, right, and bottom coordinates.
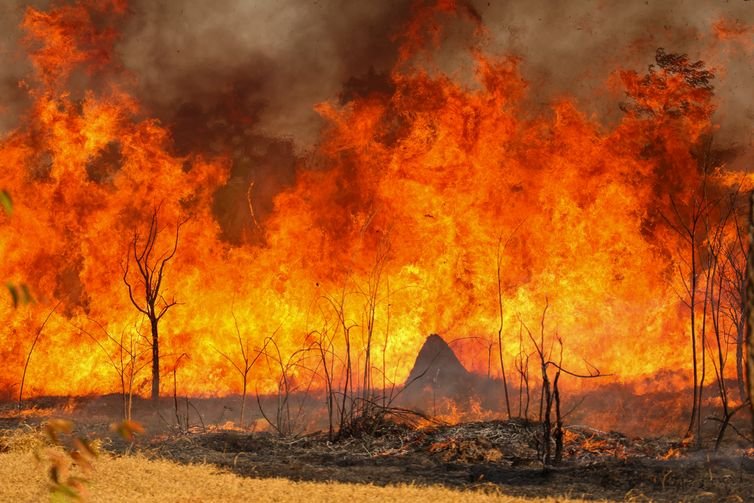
(520, 299, 606, 466)
(325, 284, 357, 438)
(171, 353, 190, 431)
(515, 319, 531, 419)
(381, 278, 394, 409)
(697, 185, 751, 449)
(122, 208, 185, 401)
(724, 195, 749, 404)
(356, 239, 391, 415)
(310, 321, 337, 439)
(75, 317, 151, 421)
(495, 233, 512, 418)
(256, 334, 312, 436)
(307, 244, 409, 440)
(662, 181, 713, 445)
(214, 312, 273, 428)
(746, 189, 754, 437)
(18, 302, 61, 409)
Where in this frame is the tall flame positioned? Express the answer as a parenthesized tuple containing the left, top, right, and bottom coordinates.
(0, 0, 751, 413)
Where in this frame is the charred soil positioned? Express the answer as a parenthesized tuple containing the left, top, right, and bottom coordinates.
(149, 421, 754, 502)
(2, 397, 753, 502)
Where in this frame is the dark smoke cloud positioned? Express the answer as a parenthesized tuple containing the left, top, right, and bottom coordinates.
(0, 2, 36, 135)
(471, 0, 753, 165)
(118, 0, 410, 148)
(2, 0, 751, 146)
(117, 0, 751, 239)
(0, 1, 751, 235)
(115, 0, 412, 241)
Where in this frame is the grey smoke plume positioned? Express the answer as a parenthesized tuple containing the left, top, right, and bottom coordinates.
(0, 0, 751, 233)
(475, 0, 753, 164)
(119, 0, 410, 147)
(2, 1, 750, 146)
(116, 0, 412, 242)
(0, 2, 35, 135)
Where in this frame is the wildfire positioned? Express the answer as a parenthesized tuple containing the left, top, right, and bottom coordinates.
(0, 0, 750, 426)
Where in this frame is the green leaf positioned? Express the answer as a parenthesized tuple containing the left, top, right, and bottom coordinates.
(7, 284, 18, 308)
(0, 190, 12, 215)
(20, 283, 33, 304)
(6, 283, 33, 308)
(50, 483, 81, 501)
(109, 420, 144, 441)
(73, 438, 98, 459)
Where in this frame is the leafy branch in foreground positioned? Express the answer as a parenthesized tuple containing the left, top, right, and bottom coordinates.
(0, 188, 33, 307)
(36, 419, 145, 502)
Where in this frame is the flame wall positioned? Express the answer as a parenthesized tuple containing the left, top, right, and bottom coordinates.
(0, 0, 752, 403)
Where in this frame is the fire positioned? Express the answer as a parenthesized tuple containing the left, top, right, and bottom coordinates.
(0, 0, 751, 419)
(713, 18, 754, 52)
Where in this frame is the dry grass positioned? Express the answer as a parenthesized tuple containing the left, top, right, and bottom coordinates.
(0, 429, 595, 503)
(0, 451, 600, 502)
(0, 423, 49, 452)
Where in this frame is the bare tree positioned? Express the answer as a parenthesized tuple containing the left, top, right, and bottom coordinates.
(520, 299, 606, 467)
(381, 278, 394, 409)
(75, 317, 151, 421)
(495, 228, 521, 419)
(214, 311, 273, 428)
(171, 353, 190, 431)
(356, 240, 390, 411)
(662, 182, 712, 445)
(18, 302, 61, 408)
(310, 321, 337, 439)
(256, 335, 312, 436)
(122, 208, 185, 401)
(697, 185, 751, 449)
(515, 319, 531, 419)
(746, 189, 754, 437)
(309, 246, 402, 440)
(724, 196, 749, 404)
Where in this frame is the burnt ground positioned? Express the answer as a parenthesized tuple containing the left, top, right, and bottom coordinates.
(2, 396, 754, 502)
(147, 422, 754, 502)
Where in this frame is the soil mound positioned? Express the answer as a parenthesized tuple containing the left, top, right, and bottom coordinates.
(402, 334, 476, 407)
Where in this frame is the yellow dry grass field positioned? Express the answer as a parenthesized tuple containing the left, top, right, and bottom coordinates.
(0, 450, 602, 503)
(0, 429, 596, 503)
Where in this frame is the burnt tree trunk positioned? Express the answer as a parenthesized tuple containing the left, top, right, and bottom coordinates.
(746, 190, 754, 434)
(738, 315, 746, 403)
(539, 364, 551, 466)
(151, 317, 160, 401)
(553, 370, 563, 464)
(123, 208, 183, 402)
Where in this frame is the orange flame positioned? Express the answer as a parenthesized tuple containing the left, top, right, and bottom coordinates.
(0, 1, 750, 417)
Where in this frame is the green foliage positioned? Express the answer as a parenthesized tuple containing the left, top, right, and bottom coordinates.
(0, 189, 12, 215)
(1, 188, 33, 307)
(38, 419, 144, 501)
(109, 420, 144, 442)
(38, 419, 95, 502)
(7, 282, 33, 308)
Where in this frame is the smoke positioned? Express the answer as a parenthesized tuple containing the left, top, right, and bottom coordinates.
(0, 0, 751, 233)
(472, 0, 754, 165)
(113, 0, 413, 241)
(117, 0, 410, 146)
(0, 2, 36, 135)
(2, 1, 751, 142)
